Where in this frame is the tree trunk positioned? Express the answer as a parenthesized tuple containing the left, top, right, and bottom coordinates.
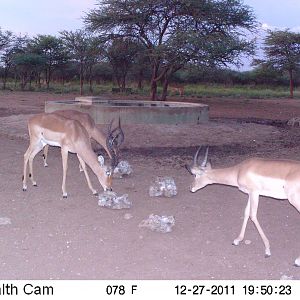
(289, 69, 294, 98)
(137, 69, 143, 89)
(89, 65, 93, 94)
(161, 74, 169, 101)
(2, 69, 8, 90)
(37, 73, 41, 89)
(80, 62, 84, 95)
(150, 63, 159, 100)
(121, 75, 126, 92)
(46, 68, 50, 90)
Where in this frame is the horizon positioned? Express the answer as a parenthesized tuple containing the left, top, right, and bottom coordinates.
(1, 0, 299, 71)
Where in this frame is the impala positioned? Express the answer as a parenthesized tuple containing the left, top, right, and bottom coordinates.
(42, 110, 124, 168)
(186, 146, 300, 267)
(169, 84, 184, 97)
(23, 113, 119, 198)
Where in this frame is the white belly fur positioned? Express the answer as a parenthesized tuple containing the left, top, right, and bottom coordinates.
(41, 136, 61, 147)
(239, 177, 288, 200)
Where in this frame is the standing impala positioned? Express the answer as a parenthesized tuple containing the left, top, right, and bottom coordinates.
(42, 110, 124, 167)
(186, 146, 300, 267)
(23, 113, 119, 198)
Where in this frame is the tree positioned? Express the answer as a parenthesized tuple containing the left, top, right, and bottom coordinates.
(254, 30, 300, 98)
(0, 33, 29, 89)
(29, 35, 67, 89)
(85, 36, 104, 93)
(13, 53, 46, 90)
(60, 30, 103, 95)
(105, 37, 140, 91)
(85, 0, 257, 100)
(0, 28, 13, 50)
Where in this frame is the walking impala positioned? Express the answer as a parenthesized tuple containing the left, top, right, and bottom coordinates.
(23, 113, 119, 198)
(186, 146, 300, 267)
(42, 110, 124, 168)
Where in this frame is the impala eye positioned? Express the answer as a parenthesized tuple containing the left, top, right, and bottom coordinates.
(106, 169, 112, 176)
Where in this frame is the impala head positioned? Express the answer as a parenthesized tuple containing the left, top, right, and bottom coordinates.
(109, 117, 124, 158)
(185, 146, 212, 192)
(97, 155, 114, 191)
(99, 120, 122, 191)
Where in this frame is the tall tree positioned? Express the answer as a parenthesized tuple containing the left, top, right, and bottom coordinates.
(60, 30, 102, 95)
(105, 37, 140, 91)
(0, 28, 13, 50)
(13, 53, 46, 90)
(29, 35, 67, 89)
(85, 0, 257, 100)
(0, 33, 29, 89)
(254, 30, 300, 98)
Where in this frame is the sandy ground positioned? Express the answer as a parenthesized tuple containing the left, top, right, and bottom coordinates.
(0, 90, 300, 280)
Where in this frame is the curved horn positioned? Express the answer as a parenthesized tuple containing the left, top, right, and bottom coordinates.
(193, 146, 202, 166)
(111, 116, 124, 147)
(106, 120, 119, 169)
(200, 146, 209, 167)
(185, 146, 201, 174)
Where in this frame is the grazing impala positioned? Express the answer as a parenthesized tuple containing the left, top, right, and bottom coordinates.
(186, 146, 300, 267)
(169, 84, 184, 96)
(23, 113, 119, 198)
(42, 110, 124, 168)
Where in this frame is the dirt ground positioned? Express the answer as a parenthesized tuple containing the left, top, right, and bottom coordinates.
(0, 90, 300, 280)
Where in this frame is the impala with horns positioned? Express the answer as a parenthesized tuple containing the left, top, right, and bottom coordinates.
(42, 110, 124, 168)
(186, 146, 300, 267)
(23, 113, 119, 198)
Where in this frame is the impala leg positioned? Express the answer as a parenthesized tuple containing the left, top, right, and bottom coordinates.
(23, 146, 32, 191)
(233, 196, 250, 246)
(28, 143, 43, 187)
(249, 192, 271, 257)
(287, 193, 300, 266)
(77, 155, 98, 195)
(43, 145, 49, 167)
(61, 148, 69, 198)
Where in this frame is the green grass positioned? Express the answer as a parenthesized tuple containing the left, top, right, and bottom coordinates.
(183, 84, 300, 99)
(1, 81, 299, 99)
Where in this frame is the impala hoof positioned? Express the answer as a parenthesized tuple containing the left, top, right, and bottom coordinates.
(232, 239, 240, 246)
(22, 187, 27, 191)
(265, 250, 271, 258)
(93, 192, 98, 197)
(33, 183, 37, 187)
(62, 193, 68, 199)
(294, 258, 300, 267)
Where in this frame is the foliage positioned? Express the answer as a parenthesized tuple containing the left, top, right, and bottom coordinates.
(60, 30, 104, 94)
(0, 28, 13, 50)
(253, 30, 300, 98)
(85, 0, 257, 100)
(29, 35, 68, 89)
(105, 37, 142, 90)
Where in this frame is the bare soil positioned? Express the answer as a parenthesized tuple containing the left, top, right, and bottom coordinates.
(0, 90, 300, 280)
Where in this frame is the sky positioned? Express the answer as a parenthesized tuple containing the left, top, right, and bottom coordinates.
(0, 0, 299, 36)
(0, 0, 96, 36)
(0, 0, 299, 69)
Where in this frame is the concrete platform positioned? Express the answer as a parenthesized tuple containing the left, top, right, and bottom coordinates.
(45, 97, 209, 125)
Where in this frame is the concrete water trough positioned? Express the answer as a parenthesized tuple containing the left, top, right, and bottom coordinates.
(45, 97, 209, 125)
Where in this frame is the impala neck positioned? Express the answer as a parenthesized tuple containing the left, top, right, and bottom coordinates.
(207, 166, 238, 187)
(78, 148, 105, 178)
(91, 127, 112, 159)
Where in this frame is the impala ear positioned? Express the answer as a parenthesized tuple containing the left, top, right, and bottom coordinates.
(206, 161, 212, 169)
(98, 155, 105, 166)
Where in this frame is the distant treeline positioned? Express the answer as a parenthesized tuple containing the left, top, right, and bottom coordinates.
(1, 0, 299, 99)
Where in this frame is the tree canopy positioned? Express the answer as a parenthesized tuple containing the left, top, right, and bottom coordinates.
(85, 0, 257, 100)
(254, 30, 300, 98)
